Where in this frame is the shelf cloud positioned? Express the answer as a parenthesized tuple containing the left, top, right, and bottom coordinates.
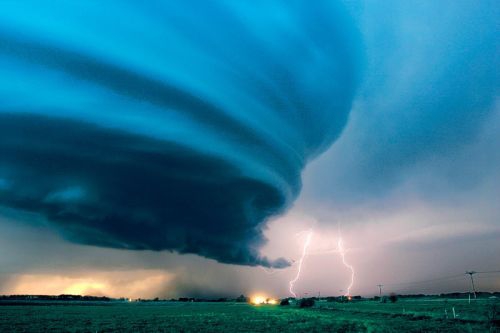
(0, 1, 360, 267)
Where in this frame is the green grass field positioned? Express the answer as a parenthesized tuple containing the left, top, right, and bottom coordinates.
(0, 299, 498, 332)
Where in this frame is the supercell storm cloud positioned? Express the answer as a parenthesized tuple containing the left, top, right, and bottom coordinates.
(0, 1, 360, 267)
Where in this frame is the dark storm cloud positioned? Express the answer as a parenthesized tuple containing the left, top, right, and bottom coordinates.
(0, 1, 360, 267)
(0, 114, 288, 267)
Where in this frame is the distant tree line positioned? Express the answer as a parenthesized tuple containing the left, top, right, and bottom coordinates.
(2, 291, 497, 304)
(0, 295, 112, 302)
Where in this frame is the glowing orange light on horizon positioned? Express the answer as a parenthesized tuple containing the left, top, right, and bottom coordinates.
(64, 281, 106, 295)
(9, 270, 172, 299)
(250, 295, 278, 305)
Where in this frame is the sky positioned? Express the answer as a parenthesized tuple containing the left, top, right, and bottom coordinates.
(0, 0, 498, 299)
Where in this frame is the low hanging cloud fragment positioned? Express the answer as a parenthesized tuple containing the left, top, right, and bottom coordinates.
(0, 1, 360, 267)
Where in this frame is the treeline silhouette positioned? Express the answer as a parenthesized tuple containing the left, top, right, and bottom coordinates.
(1, 292, 498, 304)
(0, 295, 111, 301)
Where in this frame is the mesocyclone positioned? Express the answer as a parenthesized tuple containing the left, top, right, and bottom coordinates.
(0, 0, 361, 267)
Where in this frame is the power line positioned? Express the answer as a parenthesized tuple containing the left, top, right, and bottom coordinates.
(382, 270, 500, 288)
(475, 275, 500, 280)
(384, 274, 464, 287)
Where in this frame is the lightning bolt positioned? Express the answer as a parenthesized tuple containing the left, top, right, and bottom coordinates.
(289, 230, 313, 298)
(337, 235, 354, 296)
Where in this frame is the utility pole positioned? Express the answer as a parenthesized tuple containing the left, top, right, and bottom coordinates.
(466, 271, 477, 299)
(377, 284, 383, 299)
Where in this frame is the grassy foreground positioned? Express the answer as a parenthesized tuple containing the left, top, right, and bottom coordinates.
(0, 299, 498, 332)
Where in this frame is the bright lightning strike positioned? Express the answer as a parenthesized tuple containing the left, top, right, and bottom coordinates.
(337, 236, 355, 296)
(289, 230, 313, 298)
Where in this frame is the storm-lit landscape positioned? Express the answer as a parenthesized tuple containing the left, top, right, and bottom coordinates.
(0, 0, 498, 332)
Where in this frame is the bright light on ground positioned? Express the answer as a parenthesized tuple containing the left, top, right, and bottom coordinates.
(250, 295, 278, 305)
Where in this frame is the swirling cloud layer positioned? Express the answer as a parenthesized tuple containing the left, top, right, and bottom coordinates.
(0, 1, 360, 267)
